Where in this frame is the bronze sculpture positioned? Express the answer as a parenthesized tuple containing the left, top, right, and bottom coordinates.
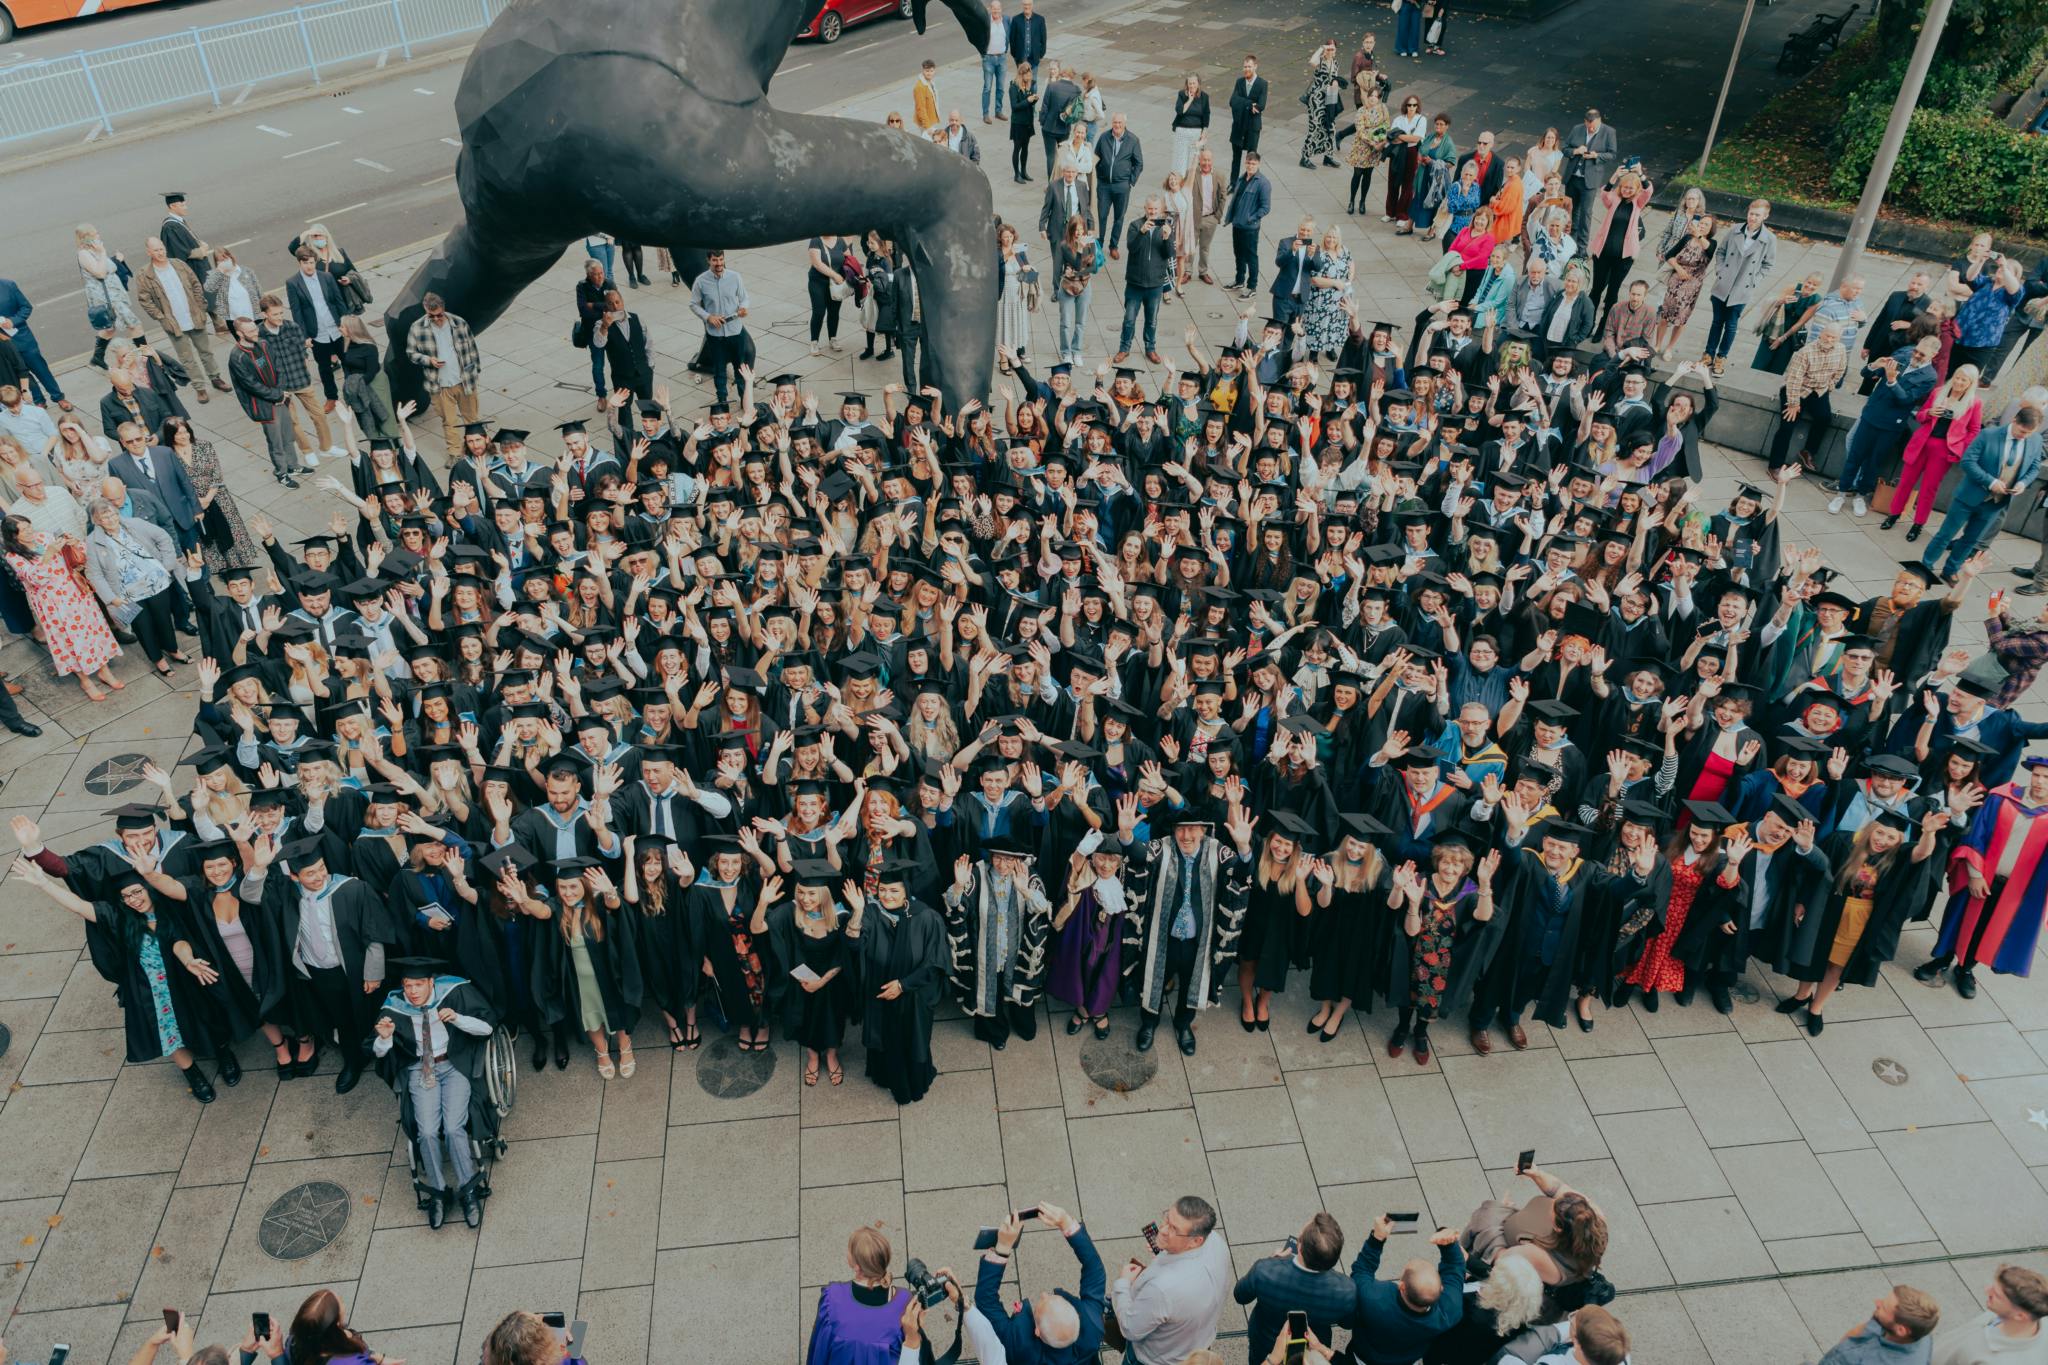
(383, 0, 996, 410)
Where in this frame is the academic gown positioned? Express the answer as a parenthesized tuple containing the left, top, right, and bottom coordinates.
(93, 896, 219, 1064)
(258, 869, 400, 1035)
(1575, 849, 1670, 1005)
(172, 872, 291, 1039)
(1684, 833, 1829, 982)
(856, 902, 949, 1104)
(762, 902, 853, 1048)
(1307, 861, 1397, 1007)
(1934, 786, 2048, 976)
(626, 873, 701, 1019)
(1788, 831, 1938, 987)
(389, 866, 509, 1011)
(1482, 847, 1649, 1029)
(530, 909, 644, 1035)
(687, 880, 771, 1029)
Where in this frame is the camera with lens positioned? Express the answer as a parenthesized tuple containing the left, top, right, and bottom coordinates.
(903, 1257, 951, 1308)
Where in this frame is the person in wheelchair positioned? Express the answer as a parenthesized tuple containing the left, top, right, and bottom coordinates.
(372, 956, 497, 1230)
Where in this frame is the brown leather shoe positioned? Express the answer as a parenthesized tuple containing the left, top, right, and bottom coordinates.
(1145, 351, 1165, 365)
(210, 376, 231, 392)
(1110, 351, 1130, 365)
(1199, 272, 1215, 285)
(1469, 1029, 1492, 1055)
(1508, 1024, 1530, 1050)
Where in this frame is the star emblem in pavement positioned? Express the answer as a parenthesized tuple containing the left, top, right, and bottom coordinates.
(1872, 1058, 1909, 1086)
(84, 753, 153, 797)
(2028, 1108, 2048, 1132)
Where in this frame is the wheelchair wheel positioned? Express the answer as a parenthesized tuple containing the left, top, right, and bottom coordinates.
(485, 1026, 519, 1117)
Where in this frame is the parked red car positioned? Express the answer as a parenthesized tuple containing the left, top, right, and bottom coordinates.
(799, 0, 915, 43)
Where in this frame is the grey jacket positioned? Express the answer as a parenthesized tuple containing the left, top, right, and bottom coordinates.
(83, 515, 180, 606)
(202, 264, 265, 326)
(1710, 223, 1776, 307)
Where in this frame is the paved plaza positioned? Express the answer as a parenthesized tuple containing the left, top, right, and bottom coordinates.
(2, 1, 2048, 1363)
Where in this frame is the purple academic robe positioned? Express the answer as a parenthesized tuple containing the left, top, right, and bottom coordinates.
(1048, 887, 1124, 1016)
(808, 1281, 909, 1365)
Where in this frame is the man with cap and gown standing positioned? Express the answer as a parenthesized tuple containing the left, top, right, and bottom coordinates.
(942, 832, 1056, 1048)
(1914, 752, 2048, 999)
(388, 817, 509, 1010)
(248, 832, 401, 1093)
(372, 956, 497, 1228)
(158, 192, 212, 277)
(1681, 792, 1830, 1013)
(1861, 558, 1976, 693)
(1116, 793, 1255, 1056)
(490, 751, 624, 869)
(845, 857, 949, 1103)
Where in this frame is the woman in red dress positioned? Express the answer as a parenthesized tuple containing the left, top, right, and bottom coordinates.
(1622, 800, 1729, 1009)
(1673, 682, 1764, 833)
(2, 514, 122, 700)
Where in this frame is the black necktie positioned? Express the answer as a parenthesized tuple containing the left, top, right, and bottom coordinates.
(416, 1011, 436, 1089)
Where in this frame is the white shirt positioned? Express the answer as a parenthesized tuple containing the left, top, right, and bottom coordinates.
(1930, 1311, 2048, 1365)
(986, 15, 1007, 54)
(225, 271, 256, 321)
(297, 882, 345, 970)
(154, 265, 195, 331)
(431, 322, 461, 389)
(302, 271, 341, 343)
(372, 1004, 492, 1059)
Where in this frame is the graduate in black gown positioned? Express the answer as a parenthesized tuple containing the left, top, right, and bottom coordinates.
(14, 860, 224, 1101)
(687, 835, 778, 1050)
(525, 857, 645, 1078)
(1677, 794, 1829, 1011)
(480, 843, 566, 1070)
(1305, 815, 1399, 1039)
(388, 819, 507, 1010)
(148, 836, 297, 1078)
(846, 859, 949, 1105)
(253, 834, 401, 1094)
(623, 833, 704, 1052)
(763, 861, 856, 1088)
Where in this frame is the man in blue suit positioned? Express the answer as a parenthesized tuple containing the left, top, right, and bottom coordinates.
(1924, 405, 2043, 584)
(1269, 216, 1317, 326)
(1837, 334, 1940, 521)
(0, 276, 66, 409)
(108, 422, 203, 554)
(1225, 151, 1271, 294)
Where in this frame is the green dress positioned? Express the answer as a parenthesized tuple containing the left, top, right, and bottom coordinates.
(567, 930, 607, 1033)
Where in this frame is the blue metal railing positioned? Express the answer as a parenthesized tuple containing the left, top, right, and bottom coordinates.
(0, 0, 503, 147)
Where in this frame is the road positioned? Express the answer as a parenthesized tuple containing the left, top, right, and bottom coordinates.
(0, 0, 1134, 364)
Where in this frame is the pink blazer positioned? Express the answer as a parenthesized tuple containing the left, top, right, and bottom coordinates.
(1901, 390, 1982, 466)
(1450, 227, 1498, 272)
(1586, 181, 1654, 258)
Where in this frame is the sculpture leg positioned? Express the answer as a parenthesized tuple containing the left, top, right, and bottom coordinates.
(380, 205, 569, 408)
(605, 106, 997, 408)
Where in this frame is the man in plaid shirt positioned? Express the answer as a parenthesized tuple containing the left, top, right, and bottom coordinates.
(226, 319, 304, 486)
(405, 292, 483, 458)
(258, 292, 341, 467)
(1766, 322, 1848, 473)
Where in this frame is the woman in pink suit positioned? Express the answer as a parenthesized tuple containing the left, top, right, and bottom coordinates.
(1884, 364, 1983, 542)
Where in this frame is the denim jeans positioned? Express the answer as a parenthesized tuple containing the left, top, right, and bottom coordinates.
(1057, 284, 1091, 362)
(1837, 419, 1906, 498)
(1119, 284, 1163, 354)
(588, 346, 609, 398)
(1705, 297, 1744, 359)
(1925, 498, 2008, 577)
(583, 241, 614, 281)
(981, 54, 1006, 116)
(1395, 3, 1424, 53)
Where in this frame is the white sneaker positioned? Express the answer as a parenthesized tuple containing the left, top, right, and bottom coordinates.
(325, 445, 348, 460)
(1827, 494, 1845, 514)
(302, 450, 320, 469)
(1853, 496, 1868, 517)
(828, 339, 843, 353)
(809, 344, 822, 357)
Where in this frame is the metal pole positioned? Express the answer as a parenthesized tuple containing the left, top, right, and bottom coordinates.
(75, 51, 114, 136)
(390, 0, 412, 59)
(190, 27, 221, 107)
(294, 5, 323, 85)
(1833, 0, 1952, 288)
(1697, 0, 1759, 177)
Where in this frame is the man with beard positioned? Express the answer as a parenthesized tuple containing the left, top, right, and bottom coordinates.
(846, 860, 949, 1103)
(1118, 801, 1255, 1057)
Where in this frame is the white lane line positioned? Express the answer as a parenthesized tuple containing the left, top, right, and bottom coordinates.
(440, 137, 462, 147)
(282, 139, 341, 159)
(225, 238, 252, 249)
(35, 287, 84, 307)
(312, 202, 369, 218)
(255, 124, 292, 137)
(421, 173, 457, 186)
(782, 61, 813, 73)
(413, 86, 435, 94)
(354, 157, 394, 172)
(341, 105, 364, 114)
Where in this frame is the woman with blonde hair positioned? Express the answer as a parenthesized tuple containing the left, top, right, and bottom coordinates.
(905, 684, 962, 762)
(1586, 165, 1654, 323)
(1055, 119, 1098, 201)
(1524, 127, 1564, 189)
(75, 223, 147, 369)
(50, 418, 111, 494)
(1883, 362, 1984, 539)
(808, 1225, 911, 1361)
(527, 860, 643, 1078)
(1238, 816, 1314, 1030)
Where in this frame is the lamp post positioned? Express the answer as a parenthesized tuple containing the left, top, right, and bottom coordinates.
(1832, 0, 1954, 288)
(1697, 0, 1760, 177)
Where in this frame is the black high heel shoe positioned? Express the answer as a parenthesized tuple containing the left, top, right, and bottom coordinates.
(532, 1036, 549, 1071)
(553, 1040, 571, 1070)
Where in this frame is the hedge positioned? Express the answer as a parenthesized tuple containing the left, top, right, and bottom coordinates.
(1830, 103, 2048, 233)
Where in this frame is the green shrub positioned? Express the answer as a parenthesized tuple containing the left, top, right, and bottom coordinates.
(1832, 107, 2048, 231)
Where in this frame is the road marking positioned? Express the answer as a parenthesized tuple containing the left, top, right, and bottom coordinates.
(845, 42, 878, 53)
(354, 157, 394, 172)
(440, 137, 463, 147)
(413, 86, 435, 95)
(256, 124, 292, 138)
(282, 139, 341, 159)
(35, 287, 84, 307)
(313, 202, 370, 218)
(421, 173, 457, 186)
(374, 51, 389, 69)
(225, 239, 251, 249)
(782, 61, 813, 73)
(341, 106, 364, 114)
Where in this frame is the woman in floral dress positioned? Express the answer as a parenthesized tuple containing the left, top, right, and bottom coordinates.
(2, 513, 122, 699)
(1386, 830, 1496, 1067)
(1622, 804, 1725, 1009)
(995, 223, 1035, 362)
(160, 417, 260, 571)
(1651, 213, 1717, 356)
(1302, 227, 1354, 361)
(1344, 88, 1392, 215)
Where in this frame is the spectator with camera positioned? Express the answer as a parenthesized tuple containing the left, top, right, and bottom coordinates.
(974, 1202, 1105, 1365)
(811, 1226, 913, 1364)
(1114, 1194, 1232, 1364)
(1234, 1211, 1356, 1364)
(480, 1310, 589, 1365)
(1347, 1213, 1467, 1365)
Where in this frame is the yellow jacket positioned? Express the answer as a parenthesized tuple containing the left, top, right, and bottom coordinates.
(913, 77, 940, 131)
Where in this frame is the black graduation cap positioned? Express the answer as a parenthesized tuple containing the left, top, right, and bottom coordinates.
(1683, 799, 1737, 827)
(873, 857, 921, 887)
(838, 651, 883, 680)
(1528, 699, 1578, 723)
(1269, 809, 1317, 838)
(1538, 820, 1593, 845)
(549, 856, 601, 878)
(249, 786, 291, 810)
(163, 191, 187, 205)
(479, 845, 538, 876)
(1431, 825, 1482, 854)
(389, 956, 449, 979)
(1768, 793, 1813, 826)
(1864, 754, 1919, 779)
(1947, 737, 1994, 761)
(1896, 560, 1938, 586)
(789, 859, 842, 887)
(1617, 735, 1663, 760)
(1167, 809, 1215, 829)
(1338, 812, 1391, 839)
(1394, 747, 1443, 770)
(106, 802, 164, 829)
(280, 836, 330, 869)
(1619, 800, 1668, 829)
(1872, 808, 1915, 833)
(177, 746, 234, 774)
(1810, 590, 1859, 615)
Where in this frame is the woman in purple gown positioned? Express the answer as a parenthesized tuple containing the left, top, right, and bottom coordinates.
(1048, 831, 1131, 1039)
(808, 1227, 910, 1365)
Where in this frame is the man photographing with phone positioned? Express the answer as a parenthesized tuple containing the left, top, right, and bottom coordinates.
(1346, 1213, 1466, 1364)
(972, 1202, 1105, 1365)
(1114, 1195, 1232, 1364)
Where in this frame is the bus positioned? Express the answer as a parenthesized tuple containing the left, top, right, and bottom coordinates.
(0, 0, 180, 44)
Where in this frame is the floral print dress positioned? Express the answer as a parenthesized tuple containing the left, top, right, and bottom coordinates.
(1302, 250, 1353, 356)
(138, 913, 187, 1055)
(6, 546, 118, 677)
(1409, 882, 1473, 1020)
